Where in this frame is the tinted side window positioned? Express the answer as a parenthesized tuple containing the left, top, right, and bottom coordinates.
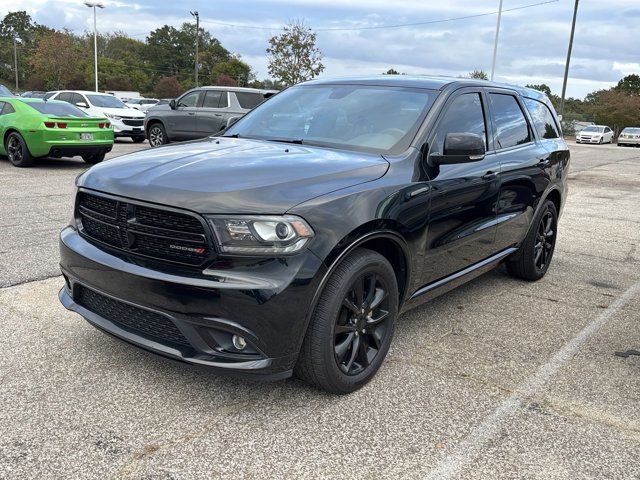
(202, 91, 223, 108)
(0, 101, 5, 114)
(524, 98, 559, 139)
(489, 93, 531, 149)
(433, 92, 486, 153)
(57, 92, 73, 103)
(2, 102, 15, 114)
(70, 93, 85, 106)
(235, 92, 264, 109)
(218, 92, 229, 108)
(178, 91, 199, 107)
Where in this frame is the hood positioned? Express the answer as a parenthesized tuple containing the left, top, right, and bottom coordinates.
(100, 106, 145, 117)
(79, 137, 389, 214)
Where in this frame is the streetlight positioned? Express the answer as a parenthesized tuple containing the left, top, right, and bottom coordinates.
(190, 11, 199, 87)
(84, 1, 105, 92)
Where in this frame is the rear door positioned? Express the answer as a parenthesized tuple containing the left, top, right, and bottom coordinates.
(196, 90, 227, 135)
(421, 88, 501, 284)
(489, 90, 551, 252)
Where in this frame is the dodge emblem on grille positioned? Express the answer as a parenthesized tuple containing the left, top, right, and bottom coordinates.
(169, 244, 206, 254)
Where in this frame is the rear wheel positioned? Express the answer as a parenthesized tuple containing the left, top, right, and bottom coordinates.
(148, 123, 168, 147)
(82, 153, 105, 164)
(506, 200, 558, 281)
(5, 132, 34, 167)
(295, 248, 399, 394)
(131, 135, 146, 143)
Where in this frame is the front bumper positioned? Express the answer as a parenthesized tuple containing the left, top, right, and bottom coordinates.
(110, 118, 145, 137)
(59, 227, 327, 378)
(576, 136, 602, 144)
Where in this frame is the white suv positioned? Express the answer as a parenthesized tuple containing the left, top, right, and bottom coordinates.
(49, 90, 146, 142)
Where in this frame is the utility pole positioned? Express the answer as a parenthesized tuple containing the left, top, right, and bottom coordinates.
(13, 38, 18, 91)
(85, 2, 105, 92)
(490, 0, 503, 81)
(190, 11, 200, 87)
(560, 0, 579, 118)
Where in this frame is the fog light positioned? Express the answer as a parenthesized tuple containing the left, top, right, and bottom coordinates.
(232, 335, 247, 351)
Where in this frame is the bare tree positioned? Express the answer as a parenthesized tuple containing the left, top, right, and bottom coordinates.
(267, 21, 324, 86)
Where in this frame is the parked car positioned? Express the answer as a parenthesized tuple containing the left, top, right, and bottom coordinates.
(576, 125, 614, 144)
(48, 90, 146, 142)
(0, 85, 14, 96)
(144, 86, 277, 147)
(0, 97, 113, 167)
(105, 90, 141, 101)
(125, 97, 159, 113)
(617, 127, 640, 147)
(59, 76, 569, 393)
(20, 91, 46, 98)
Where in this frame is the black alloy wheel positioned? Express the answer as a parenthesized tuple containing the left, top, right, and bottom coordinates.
(6, 132, 34, 167)
(335, 272, 391, 375)
(295, 248, 399, 394)
(506, 200, 558, 281)
(534, 210, 555, 271)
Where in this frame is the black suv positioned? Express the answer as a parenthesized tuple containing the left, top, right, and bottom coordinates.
(59, 76, 569, 394)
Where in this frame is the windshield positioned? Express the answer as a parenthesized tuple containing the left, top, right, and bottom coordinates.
(582, 126, 603, 133)
(225, 84, 438, 154)
(24, 101, 88, 117)
(87, 94, 127, 108)
(622, 127, 640, 134)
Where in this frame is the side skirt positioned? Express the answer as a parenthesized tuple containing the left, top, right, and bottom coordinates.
(400, 247, 518, 314)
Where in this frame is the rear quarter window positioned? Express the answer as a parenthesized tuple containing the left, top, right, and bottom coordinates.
(524, 98, 560, 139)
(489, 93, 531, 149)
(235, 92, 266, 109)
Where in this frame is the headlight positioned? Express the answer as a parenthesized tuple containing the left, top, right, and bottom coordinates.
(206, 215, 314, 255)
(104, 112, 121, 120)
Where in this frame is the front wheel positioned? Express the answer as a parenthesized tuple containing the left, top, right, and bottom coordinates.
(82, 153, 105, 164)
(506, 200, 558, 281)
(5, 132, 34, 167)
(295, 248, 399, 394)
(147, 123, 168, 148)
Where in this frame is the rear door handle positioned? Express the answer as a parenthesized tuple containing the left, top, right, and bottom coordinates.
(482, 171, 498, 181)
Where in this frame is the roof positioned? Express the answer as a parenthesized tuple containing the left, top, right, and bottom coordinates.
(197, 86, 278, 94)
(298, 75, 549, 101)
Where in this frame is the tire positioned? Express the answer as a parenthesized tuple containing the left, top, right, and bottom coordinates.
(598, 137, 603, 144)
(5, 132, 34, 167)
(506, 200, 558, 281)
(295, 248, 399, 394)
(131, 135, 146, 143)
(147, 123, 168, 148)
(82, 153, 105, 164)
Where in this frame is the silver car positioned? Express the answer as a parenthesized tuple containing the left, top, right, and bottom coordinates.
(144, 86, 276, 147)
(617, 127, 640, 147)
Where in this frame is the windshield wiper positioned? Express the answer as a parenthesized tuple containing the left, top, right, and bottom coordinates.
(264, 138, 304, 145)
(221, 133, 241, 138)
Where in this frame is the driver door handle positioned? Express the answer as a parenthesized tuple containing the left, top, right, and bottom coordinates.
(187, 112, 196, 116)
(482, 171, 498, 181)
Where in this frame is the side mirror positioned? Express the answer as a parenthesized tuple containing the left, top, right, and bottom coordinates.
(169, 99, 177, 110)
(75, 101, 88, 108)
(430, 133, 485, 165)
(226, 116, 241, 128)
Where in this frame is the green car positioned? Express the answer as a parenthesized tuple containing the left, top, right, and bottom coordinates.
(0, 97, 114, 167)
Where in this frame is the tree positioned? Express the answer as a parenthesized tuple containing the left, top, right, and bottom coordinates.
(154, 76, 182, 98)
(384, 68, 400, 75)
(584, 88, 640, 135)
(29, 30, 87, 90)
(525, 83, 552, 96)
(615, 74, 640, 95)
(468, 69, 488, 80)
(212, 57, 252, 86)
(267, 21, 324, 86)
(215, 74, 236, 87)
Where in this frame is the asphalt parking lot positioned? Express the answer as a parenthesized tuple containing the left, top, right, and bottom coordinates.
(1, 140, 639, 479)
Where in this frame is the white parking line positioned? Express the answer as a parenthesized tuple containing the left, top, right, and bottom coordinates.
(424, 279, 640, 480)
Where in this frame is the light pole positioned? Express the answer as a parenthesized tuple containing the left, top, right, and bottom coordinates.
(84, 1, 105, 92)
(560, 0, 580, 118)
(13, 38, 18, 91)
(190, 11, 199, 87)
(490, 0, 504, 80)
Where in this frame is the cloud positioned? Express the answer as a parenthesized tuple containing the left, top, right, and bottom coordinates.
(1, 0, 636, 98)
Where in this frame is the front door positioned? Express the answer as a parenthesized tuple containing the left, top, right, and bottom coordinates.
(168, 90, 201, 139)
(421, 89, 501, 284)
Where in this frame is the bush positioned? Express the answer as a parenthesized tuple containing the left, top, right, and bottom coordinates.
(154, 76, 182, 98)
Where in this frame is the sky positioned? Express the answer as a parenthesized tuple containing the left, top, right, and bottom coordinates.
(2, 0, 638, 99)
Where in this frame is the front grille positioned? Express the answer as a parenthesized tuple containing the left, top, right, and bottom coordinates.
(77, 191, 213, 266)
(122, 119, 143, 127)
(77, 285, 190, 347)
